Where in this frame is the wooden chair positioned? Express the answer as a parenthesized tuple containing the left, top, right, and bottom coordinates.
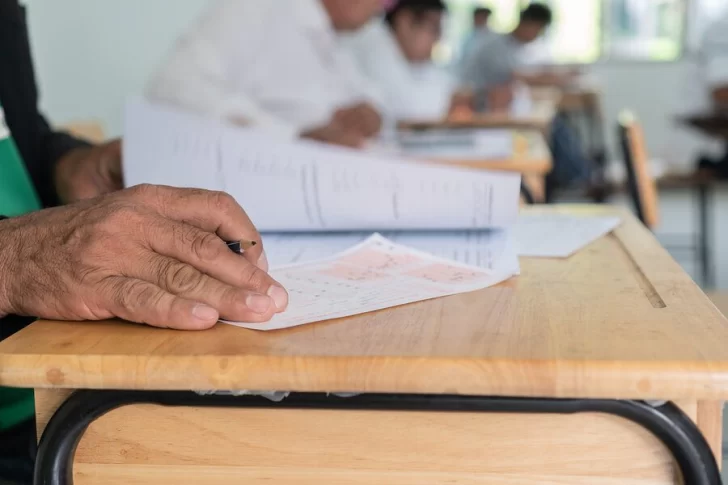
(618, 111, 660, 229)
(61, 121, 105, 144)
(618, 112, 714, 287)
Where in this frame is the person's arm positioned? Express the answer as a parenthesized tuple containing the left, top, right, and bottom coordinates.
(146, 1, 298, 139)
(0, 185, 287, 328)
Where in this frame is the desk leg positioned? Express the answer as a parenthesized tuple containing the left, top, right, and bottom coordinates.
(34, 391, 722, 485)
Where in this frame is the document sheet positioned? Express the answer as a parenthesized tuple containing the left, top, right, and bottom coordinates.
(262, 230, 519, 274)
(513, 213, 622, 258)
(123, 100, 521, 232)
(225, 234, 513, 331)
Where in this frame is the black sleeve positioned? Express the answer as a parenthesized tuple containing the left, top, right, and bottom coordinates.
(0, 0, 91, 208)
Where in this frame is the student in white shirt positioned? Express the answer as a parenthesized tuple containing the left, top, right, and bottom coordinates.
(674, 10, 728, 177)
(343, 0, 452, 120)
(147, 0, 383, 148)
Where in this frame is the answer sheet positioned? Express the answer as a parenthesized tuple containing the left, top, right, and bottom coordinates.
(513, 213, 622, 258)
(123, 100, 521, 232)
(262, 230, 519, 274)
(225, 234, 514, 331)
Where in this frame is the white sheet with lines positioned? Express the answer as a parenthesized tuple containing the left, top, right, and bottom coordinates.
(224, 234, 514, 331)
(123, 99, 521, 232)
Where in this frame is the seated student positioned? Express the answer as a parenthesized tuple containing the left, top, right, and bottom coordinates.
(342, 0, 453, 120)
(677, 9, 728, 178)
(0, 2, 286, 482)
(460, 6, 492, 62)
(459, 3, 575, 112)
(147, 0, 384, 149)
(458, 3, 589, 192)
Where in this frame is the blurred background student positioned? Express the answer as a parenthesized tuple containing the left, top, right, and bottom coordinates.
(343, 0, 453, 120)
(460, 6, 492, 63)
(457, 3, 589, 192)
(147, 0, 384, 148)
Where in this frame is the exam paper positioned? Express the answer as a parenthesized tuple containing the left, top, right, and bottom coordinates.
(123, 99, 521, 232)
(224, 234, 514, 331)
(262, 230, 520, 275)
(513, 213, 622, 258)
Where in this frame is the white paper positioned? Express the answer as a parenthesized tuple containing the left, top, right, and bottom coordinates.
(396, 128, 514, 160)
(225, 234, 514, 331)
(262, 230, 519, 275)
(123, 99, 521, 232)
(513, 214, 622, 258)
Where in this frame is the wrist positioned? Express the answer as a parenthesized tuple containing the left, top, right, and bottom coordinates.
(0, 216, 18, 317)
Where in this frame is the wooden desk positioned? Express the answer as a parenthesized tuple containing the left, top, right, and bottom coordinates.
(399, 127, 553, 202)
(1, 206, 726, 484)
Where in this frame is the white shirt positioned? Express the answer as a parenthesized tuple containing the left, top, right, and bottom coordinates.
(146, 0, 380, 139)
(341, 20, 454, 120)
(671, 11, 728, 166)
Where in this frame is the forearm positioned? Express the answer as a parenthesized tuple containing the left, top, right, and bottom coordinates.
(0, 216, 18, 317)
(514, 71, 567, 87)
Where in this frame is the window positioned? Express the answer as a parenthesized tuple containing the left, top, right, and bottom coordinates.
(438, 0, 688, 65)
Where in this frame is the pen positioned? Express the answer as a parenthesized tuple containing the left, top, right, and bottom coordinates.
(226, 239, 257, 255)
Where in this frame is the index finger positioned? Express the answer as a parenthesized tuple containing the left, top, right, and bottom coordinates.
(126, 185, 266, 269)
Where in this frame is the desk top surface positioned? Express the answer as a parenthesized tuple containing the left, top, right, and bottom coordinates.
(2, 205, 728, 400)
(428, 129, 552, 175)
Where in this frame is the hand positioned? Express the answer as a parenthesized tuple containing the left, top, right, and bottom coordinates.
(0, 185, 288, 330)
(301, 122, 367, 148)
(487, 84, 515, 113)
(332, 103, 382, 138)
(448, 90, 475, 120)
(54, 139, 123, 204)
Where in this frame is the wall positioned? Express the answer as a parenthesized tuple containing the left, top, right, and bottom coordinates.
(24, 0, 209, 136)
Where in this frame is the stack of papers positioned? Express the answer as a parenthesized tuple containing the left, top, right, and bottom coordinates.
(123, 100, 622, 331)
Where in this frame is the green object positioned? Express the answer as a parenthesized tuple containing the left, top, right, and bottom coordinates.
(0, 104, 39, 431)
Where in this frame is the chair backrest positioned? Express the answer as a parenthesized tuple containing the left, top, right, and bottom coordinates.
(618, 111, 660, 229)
(61, 121, 105, 144)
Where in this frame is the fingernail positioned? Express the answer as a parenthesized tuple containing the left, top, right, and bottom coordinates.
(267, 285, 289, 311)
(258, 250, 269, 271)
(246, 293, 273, 314)
(192, 304, 219, 322)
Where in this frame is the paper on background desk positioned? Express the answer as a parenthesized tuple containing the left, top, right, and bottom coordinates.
(396, 129, 514, 160)
(513, 213, 622, 258)
(123, 99, 521, 232)
(224, 234, 514, 331)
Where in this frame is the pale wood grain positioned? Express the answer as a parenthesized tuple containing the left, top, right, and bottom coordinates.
(697, 400, 723, 465)
(709, 293, 728, 317)
(35, 389, 73, 438)
(68, 404, 676, 485)
(3, 206, 728, 400)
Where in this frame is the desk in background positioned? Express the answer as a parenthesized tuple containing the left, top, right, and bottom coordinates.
(0, 206, 726, 484)
(397, 123, 553, 202)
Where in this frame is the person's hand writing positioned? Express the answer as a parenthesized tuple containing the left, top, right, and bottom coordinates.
(54, 139, 124, 204)
(332, 103, 382, 138)
(0, 185, 288, 330)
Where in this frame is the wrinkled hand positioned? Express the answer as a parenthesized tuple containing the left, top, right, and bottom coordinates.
(0, 185, 288, 330)
(332, 103, 382, 138)
(54, 139, 124, 204)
